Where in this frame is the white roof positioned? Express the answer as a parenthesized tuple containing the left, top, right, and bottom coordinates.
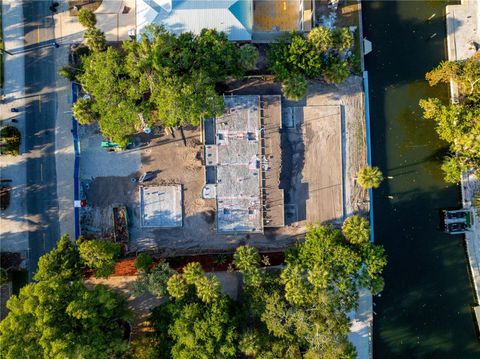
(137, 0, 253, 41)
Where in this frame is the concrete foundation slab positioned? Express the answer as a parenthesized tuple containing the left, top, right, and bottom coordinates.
(140, 185, 183, 228)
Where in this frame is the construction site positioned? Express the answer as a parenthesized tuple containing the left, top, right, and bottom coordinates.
(78, 77, 368, 255)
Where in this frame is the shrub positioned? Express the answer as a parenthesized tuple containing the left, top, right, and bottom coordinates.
(58, 66, 76, 81)
(78, 239, 121, 278)
(78, 8, 96, 28)
(0, 126, 21, 156)
(131, 261, 175, 298)
(282, 73, 308, 101)
(182, 262, 204, 285)
(167, 274, 188, 299)
(134, 253, 153, 272)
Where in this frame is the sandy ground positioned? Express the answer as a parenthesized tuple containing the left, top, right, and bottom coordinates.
(54, 0, 135, 44)
(79, 77, 367, 254)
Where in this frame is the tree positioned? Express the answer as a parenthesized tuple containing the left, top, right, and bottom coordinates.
(134, 253, 153, 272)
(152, 72, 224, 127)
(239, 44, 258, 70)
(233, 245, 263, 287)
(167, 274, 188, 300)
(78, 8, 97, 29)
(356, 166, 383, 189)
(58, 66, 76, 81)
(195, 275, 221, 304)
(324, 55, 350, 84)
(72, 97, 99, 125)
(268, 28, 353, 99)
(308, 26, 334, 52)
(182, 261, 204, 284)
(342, 215, 370, 245)
(34, 234, 83, 282)
(0, 280, 131, 359)
(84, 28, 107, 52)
(131, 261, 175, 298)
(168, 299, 237, 359)
(78, 239, 120, 278)
(150, 266, 238, 359)
(282, 73, 308, 101)
(76, 25, 257, 143)
(441, 155, 467, 184)
(425, 53, 480, 97)
(419, 98, 480, 182)
(333, 28, 354, 52)
(78, 47, 142, 145)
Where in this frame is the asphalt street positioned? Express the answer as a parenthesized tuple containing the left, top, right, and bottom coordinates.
(22, 0, 60, 278)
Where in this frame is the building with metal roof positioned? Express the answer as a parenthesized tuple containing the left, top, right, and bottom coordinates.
(137, 0, 253, 41)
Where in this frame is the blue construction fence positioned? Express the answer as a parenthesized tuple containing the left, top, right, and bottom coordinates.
(72, 82, 80, 239)
(363, 71, 375, 243)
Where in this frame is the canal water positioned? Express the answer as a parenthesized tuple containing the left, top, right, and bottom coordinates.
(362, 1, 480, 357)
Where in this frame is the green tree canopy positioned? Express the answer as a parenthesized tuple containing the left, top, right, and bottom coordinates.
(167, 274, 188, 300)
(182, 261, 204, 285)
(195, 275, 221, 304)
(342, 215, 370, 245)
(84, 28, 107, 52)
(77, 8, 97, 28)
(34, 234, 83, 282)
(76, 25, 258, 145)
(419, 97, 480, 182)
(233, 245, 263, 287)
(78, 239, 120, 278)
(426, 53, 480, 97)
(72, 97, 99, 125)
(356, 166, 384, 189)
(150, 263, 237, 359)
(268, 27, 354, 99)
(131, 260, 175, 298)
(420, 54, 480, 182)
(0, 280, 131, 359)
(233, 222, 386, 358)
(282, 73, 308, 101)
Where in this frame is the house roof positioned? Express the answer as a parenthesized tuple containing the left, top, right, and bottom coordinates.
(137, 0, 253, 41)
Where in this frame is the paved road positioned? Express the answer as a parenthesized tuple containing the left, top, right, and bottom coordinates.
(22, 0, 60, 277)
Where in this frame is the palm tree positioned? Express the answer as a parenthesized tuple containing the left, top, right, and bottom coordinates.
(167, 274, 188, 299)
(282, 73, 308, 101)
(84, 28, 107, 52)
(195, 276, 220, 303)
(357, 166, 383, 189)
(342, 215, 370, 244)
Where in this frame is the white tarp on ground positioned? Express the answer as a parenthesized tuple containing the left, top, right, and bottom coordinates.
(136, 0, 253, 41)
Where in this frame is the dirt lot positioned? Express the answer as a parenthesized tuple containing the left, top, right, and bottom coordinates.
(79, 76, 367, 255)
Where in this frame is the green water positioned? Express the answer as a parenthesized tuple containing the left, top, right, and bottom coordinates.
(362, 1, 480, 357)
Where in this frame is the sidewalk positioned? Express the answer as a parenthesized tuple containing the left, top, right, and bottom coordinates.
(54, 0, 136, 44)
(446, 0, 480, 301)
(0, 0, 28, 259)
(53, 0, 76, 239)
